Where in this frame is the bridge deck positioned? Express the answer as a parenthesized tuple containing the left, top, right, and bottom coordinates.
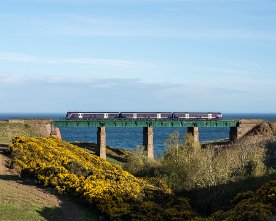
(54, 119, 238, 128)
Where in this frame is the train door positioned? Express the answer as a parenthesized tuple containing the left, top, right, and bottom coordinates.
(185, 114, 189, 119)
(78, 113, 83, 119)
(157, 113, 161, 119)
(208, 114, 212, 119)
(133, 113, 137, 119)
(104, 113, 109, 119)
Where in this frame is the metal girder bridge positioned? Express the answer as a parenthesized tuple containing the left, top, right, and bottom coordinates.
(54, 119, 238, 128)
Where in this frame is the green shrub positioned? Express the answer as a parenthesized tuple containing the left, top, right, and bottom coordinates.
(231, 191, 255, 205)
(226, 201, 273, 221)
(123, 146, 159, 177)
(256, 180, 276, 208)
(159, 132, 267, 191)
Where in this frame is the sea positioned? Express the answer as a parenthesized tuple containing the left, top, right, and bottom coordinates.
(1, 113, 276, 157)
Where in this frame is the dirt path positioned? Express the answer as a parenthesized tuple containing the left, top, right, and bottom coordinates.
(0, 151, 7, 174)
(0, 150, 98, 221)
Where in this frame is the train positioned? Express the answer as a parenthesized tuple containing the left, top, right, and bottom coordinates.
(66, 112, 223, 120)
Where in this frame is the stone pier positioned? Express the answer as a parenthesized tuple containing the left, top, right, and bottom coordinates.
(97, 127, 106, 159)
(187, 127, 199, 143)
(229, 119, 264, 142)
(229, 127, 238, 142)
(143, 127, 154, 160)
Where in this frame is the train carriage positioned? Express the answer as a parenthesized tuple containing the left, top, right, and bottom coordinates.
(120, 112, 172, 119)
(66, 112, 120, 120)
(173, 112, 222, 120)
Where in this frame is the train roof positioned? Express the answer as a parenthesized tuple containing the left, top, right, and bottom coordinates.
(67, 111, 222, 114)
(173, 112, 222, 114)
(67, 112, 120, 114)
(120, 112, 172, 113)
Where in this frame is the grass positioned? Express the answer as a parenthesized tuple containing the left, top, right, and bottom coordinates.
(0, 122, 40, 144)
(0, 175, 99, 221)
(0, 202, 44, 221)
(0, 176, 57, 221)
(0, 198, 99, 221)
(0, 150, 99, 221)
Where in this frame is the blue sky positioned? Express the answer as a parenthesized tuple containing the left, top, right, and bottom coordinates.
(0, 0, 275, 113)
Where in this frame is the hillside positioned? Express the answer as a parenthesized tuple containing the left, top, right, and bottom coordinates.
(1, 132, 276, 220)
(241, 121, 275, 142)
(231, 122, 276, 169)
(9, 137, 196, 220)
(0, 149, 99, 221)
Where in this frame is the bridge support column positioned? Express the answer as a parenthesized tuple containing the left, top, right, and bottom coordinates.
(187, 127, 199, 144)
(143, 127, 154, 160)
(229, 127, 238, 142)
(50, 122, 62, 140)
(51, 127, 62, 140)
(97, 127, 106, 160)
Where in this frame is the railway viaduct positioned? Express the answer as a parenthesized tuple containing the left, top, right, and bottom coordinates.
(8, 118, 276, 160)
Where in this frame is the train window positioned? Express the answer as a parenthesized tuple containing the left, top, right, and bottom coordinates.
(157, 113, 161, 119)
(133, 113, 137, 119)
(104, 113, 108, 119)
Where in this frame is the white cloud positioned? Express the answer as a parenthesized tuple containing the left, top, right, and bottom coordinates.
(1, 74, 270, 113)
(0, 74, 244, 94)
(0, 53, 37, 62)
(42, 23, 276, 41)
(0, 52, 143, 68)
(54, 14, 114, 25)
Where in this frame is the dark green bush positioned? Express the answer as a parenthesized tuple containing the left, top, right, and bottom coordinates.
(231, 191, 255, 205)
(227, 201, 273, 221)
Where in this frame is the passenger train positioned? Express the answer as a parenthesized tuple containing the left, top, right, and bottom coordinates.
(66, 112, 223, 120)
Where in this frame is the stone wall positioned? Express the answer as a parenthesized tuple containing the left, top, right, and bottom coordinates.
(8, 119, 54, 137)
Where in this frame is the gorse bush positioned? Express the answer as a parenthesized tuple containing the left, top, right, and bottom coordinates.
(10, 136, 196, 220)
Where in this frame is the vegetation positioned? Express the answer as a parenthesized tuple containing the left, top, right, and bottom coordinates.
(7, 130, 276, 220)
(124, 131, 276, 219)
(72, 142, 129, 165)
(0, 152, 98, 221)
(0, 179, 98, 221)
(205, 180, 276, 221)
(159, 131, 267, 191)
(0, 122, 40, 144)
(125, 131, 267, 190)
(9, 136, 196, 220)
(123, 146, 159, 177)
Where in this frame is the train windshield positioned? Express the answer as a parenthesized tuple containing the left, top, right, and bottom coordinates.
(66, 112, 73, 118)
